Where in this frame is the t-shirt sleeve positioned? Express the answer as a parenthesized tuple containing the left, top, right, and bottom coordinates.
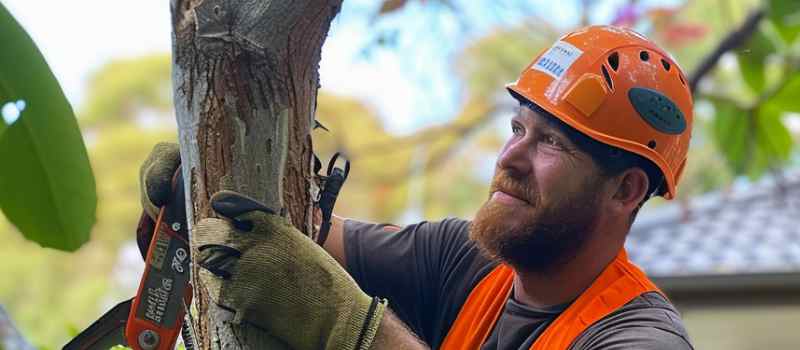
(570, 293, 695, 350)
(577, 327, 694, 350)
(343, 217, 475, 344)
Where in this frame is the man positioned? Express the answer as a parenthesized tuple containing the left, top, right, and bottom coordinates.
(141, 26, 694, 349)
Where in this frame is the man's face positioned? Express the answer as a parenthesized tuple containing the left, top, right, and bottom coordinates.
(470, 103, 607, 273)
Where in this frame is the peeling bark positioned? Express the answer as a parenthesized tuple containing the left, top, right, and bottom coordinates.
(170, 1, 342, 348)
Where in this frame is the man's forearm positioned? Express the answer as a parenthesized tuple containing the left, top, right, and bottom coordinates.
(319, 215, 425, 349)
(370, 309, 430, 350)
(321, 214, 347, 266)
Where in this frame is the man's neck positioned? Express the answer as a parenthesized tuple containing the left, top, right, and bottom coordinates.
(511, 239, 623, 309)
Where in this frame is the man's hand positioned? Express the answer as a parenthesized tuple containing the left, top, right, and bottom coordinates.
(139, 142, 181, 220)
(193, 190, 387, 350)
(138, 143, 427, 349)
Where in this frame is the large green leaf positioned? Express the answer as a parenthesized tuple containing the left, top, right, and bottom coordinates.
(711, 100, 749, 174)
(0, 112, 6, 139)
(736, 27, 775, 93)
(768, 0, 800, 44)
(767, 73, 800, 112)
(710, 100, 794, 179)
(757, 104, 795, 160)
(0, 3, 96, 251)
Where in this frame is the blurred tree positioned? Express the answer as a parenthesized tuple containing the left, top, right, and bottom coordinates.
(314, 92, 414, 221)
(80, 54, 172, 128)
(689, 0, 799, 179)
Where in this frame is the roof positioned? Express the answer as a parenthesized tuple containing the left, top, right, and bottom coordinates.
(626, 169, 800, 281)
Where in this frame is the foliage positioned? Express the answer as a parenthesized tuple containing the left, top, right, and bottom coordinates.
(768, 0, 800, 43)
(700, 0, 800, 178)
(80, 54, 172, 128)
(0, 3, 96, 251)
(457, 24, 557, 100)
(736, 25, 775, 92)
(314, 92, 413, 220)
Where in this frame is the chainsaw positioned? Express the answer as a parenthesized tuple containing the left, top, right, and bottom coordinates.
(64, 168, 195, 350)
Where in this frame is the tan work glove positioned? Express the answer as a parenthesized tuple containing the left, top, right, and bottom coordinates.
(139, 142, 181, 220)
(138, 143, 385, 349)
(138, 143, 294, 348)
(194, 191, 386, 350)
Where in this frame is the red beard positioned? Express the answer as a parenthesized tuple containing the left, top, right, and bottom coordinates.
(470, 169, 602, 273)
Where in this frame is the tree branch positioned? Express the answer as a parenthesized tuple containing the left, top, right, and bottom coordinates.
(360, 103, 500, 185)
(350, 114, 492, 160)
(689, 8, 765, 93)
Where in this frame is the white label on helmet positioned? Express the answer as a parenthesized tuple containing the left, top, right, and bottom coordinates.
(532, 41, 583, 80)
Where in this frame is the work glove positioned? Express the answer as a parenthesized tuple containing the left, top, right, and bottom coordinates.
(139, 142, 181, 220)
(137, 143, 293, 348)
(194, 191, 386, 350)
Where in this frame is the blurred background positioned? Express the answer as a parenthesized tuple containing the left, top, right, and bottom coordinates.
(1, 0, 799, 349)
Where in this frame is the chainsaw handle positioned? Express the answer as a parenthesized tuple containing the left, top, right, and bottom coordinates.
(126, 169, 192, 350)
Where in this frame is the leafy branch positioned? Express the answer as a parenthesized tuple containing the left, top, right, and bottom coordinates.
(689, 8, 765, 93)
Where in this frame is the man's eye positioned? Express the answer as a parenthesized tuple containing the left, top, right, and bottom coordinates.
(542, 134, 562, 147)
(511, 124, 523, 135)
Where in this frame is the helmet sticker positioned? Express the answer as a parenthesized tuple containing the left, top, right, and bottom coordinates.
(532, 41, 584, 80)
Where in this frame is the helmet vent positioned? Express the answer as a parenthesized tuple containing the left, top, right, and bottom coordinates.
(601, 65, 614, 90)
(648, 140, 657, 149)
(640, 51, 650, 61)
(679, 74, 686, 85)
(661, 59, 671, 71)
(608, 52, 619, 71)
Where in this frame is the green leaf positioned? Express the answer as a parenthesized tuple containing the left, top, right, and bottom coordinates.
(757, 104, 795, 161)
(0, 114, 6, 139)
(736, 27, 775, 93)
(0, 3, 96, 251)
(710, 100, 749, 174)
(710, 100, 794, 179)
(746, 106, 793, 178)
(767, 73, 800, 112)
(768, 0, 800, 44)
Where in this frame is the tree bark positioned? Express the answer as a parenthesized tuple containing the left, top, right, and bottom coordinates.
(170, 1, 342, 348)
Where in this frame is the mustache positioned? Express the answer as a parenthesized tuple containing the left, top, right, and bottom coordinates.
(490, 169, 534, 204)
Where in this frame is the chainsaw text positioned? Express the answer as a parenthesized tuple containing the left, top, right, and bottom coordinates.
(150, 234, 170, 270)
(172, 247, 188, 273)
(145, 277, 173, 324)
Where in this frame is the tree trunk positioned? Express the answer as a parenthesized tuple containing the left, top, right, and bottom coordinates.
(170, 1, 342, 348)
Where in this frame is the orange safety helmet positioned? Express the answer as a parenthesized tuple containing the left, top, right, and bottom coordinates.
(507, 25, 693, 199)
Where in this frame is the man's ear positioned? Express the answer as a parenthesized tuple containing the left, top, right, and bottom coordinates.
(610, 167, 649, 215)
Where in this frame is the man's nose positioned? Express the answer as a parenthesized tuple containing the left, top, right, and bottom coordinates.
(497, 139, 531, 175)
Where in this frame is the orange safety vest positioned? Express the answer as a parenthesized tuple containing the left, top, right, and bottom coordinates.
(440, 249, 663, 350)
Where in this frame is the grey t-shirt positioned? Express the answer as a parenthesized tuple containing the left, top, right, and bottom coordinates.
(344, 218, 694, 350)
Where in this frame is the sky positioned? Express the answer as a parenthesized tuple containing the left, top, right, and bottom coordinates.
(2, 0, 679, 133)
